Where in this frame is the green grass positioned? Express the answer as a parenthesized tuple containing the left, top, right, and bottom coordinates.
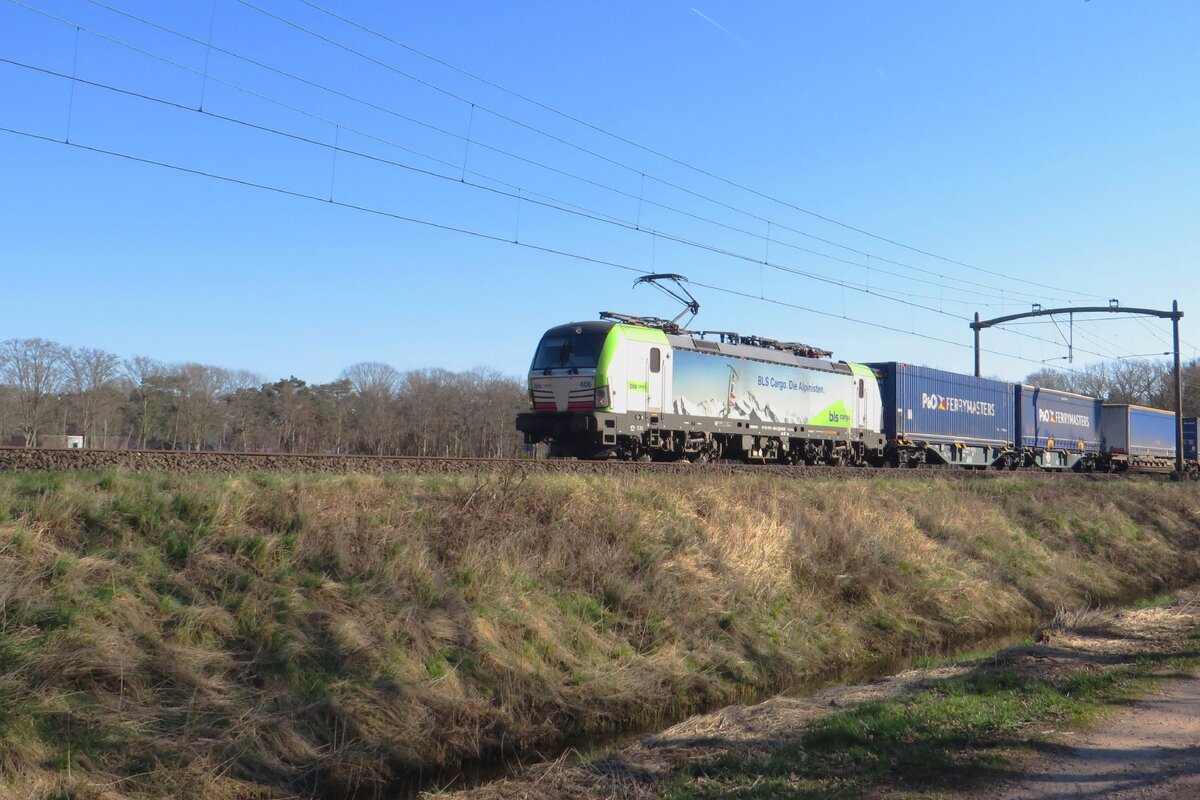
(665, 656, 1196, 800)
(908, 635, 1037, 671)
(1130, 592, 1178, 609)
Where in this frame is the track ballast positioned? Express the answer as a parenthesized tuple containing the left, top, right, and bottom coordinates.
(0, 447, 1149, 481)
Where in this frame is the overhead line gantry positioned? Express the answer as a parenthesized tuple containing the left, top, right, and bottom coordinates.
(971, 301, 1186, 476)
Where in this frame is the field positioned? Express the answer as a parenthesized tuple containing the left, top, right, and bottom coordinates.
(0, 469, 1198, 799)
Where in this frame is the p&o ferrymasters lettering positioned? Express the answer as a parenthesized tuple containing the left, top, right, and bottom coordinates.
(921, 393, 995, 417)
(1037, 409, 1090, 427)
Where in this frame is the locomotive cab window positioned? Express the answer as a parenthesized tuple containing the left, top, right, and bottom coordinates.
(858, 379, 864, 398)
(532, 328, 607, 370)
(650, 347, 661, 373)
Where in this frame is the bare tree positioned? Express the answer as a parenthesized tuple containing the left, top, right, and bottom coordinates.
(342, 362, 401, 454)
(1069, 363, 1115, 401)
(0, 338, 65, 446)
(473, 368, 527, 457)
(1020, 368, 1073, 393)
(175, 363, 232, 450)
(124, 356, 167, 448)
(342, 362, 401, 397)
(262, 377, 310, 452)
(313, 379, 353, 454)
(1108, 358, 1163, 405)
(226, 369, 262, 393)
(63, 346, 121, 447)
(222, 370, 266, 451)
(0, 384, 17, 445)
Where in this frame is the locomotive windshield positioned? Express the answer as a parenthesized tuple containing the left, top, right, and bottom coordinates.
(532, 328, 607, 371)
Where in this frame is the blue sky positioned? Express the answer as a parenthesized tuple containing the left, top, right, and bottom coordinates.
(2, 1, 1198, 383)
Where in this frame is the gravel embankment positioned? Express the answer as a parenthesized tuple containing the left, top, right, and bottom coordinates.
(0, 446, 1137, 480)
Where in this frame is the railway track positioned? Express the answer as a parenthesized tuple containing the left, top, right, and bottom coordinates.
(0, 446, 1146, 481)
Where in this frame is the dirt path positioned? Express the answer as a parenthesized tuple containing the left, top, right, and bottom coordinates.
(970, 673, 1200, 800)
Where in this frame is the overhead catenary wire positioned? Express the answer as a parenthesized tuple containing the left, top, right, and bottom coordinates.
(1, 50, 1122, 364)
(57, 0, 1065, 309)
(1078, 319, 1168, 359)
(0, 122, 1095, 377)
(985, 318, 1170, 364)
(1133, 314, 1199, 357)
(1071, 326, 1143, 361)
(0, 56, 1016, 321)
(72, 0, 1108, 306)
(276, 0, 1113, 304)
(975, 315, 1188, 370)
(1000, 315, 1193, 364)
(10, 0, 1067, 317)
(1134, 316, 1174, 348)
(2, 1, 1166, 371)
(0, 6, 1139, 365)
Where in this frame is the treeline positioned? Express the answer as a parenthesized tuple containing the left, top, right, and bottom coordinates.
(3, 336, 1193, 456)
(1022, 357, 1200, 414)
(0, 338, 527, 456)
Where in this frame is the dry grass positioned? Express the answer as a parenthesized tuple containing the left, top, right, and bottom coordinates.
(0, 470, 1197, 798)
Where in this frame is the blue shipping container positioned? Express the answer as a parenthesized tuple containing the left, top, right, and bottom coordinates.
(1015, 385, 1102, 451)
(1101, 404, 1176, 457)
(868, 363, 1014, 445)
(1184, 417, 1197, 462)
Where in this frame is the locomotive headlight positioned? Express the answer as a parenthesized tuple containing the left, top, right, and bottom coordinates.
(594, 384, 611, 409)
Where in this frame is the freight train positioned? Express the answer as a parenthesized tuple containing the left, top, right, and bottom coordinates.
(515, 317, 1198, 474)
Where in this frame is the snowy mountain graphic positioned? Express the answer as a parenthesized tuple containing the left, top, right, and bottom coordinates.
(673, 396, 723, 417)
(674, 391, 798, 423)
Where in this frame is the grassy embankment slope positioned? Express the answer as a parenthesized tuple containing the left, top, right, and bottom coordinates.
(0, 470, 1197, 799)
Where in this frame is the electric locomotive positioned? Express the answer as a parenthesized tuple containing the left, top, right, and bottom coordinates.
(515, 313, 886, 464)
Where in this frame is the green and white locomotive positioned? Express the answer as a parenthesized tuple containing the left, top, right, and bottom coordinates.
(516, 314, 886, 463)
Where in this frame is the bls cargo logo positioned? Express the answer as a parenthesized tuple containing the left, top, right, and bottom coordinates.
(921, 393, 996, 417)
(1037, 408, 1090, 427)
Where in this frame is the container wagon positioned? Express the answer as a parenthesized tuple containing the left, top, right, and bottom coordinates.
(1100, 404, 1177, 471)
(1014, 385, 1103, 471)
(867, 363, 1016, 468)
(1184, 417, 1198, 464)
